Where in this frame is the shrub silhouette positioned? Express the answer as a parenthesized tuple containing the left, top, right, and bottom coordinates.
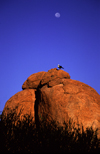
(0, 111, 100, 153)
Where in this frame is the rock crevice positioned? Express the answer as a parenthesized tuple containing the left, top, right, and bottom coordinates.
(34, 88, 41, 130)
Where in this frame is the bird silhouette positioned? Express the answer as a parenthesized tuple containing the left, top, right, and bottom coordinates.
(58, 64, 64, 69)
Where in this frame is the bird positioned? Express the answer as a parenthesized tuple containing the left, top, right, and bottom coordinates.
(58, 64, 64, 69)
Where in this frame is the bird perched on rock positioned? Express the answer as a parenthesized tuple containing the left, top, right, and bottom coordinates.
(58, 64, 64, 69)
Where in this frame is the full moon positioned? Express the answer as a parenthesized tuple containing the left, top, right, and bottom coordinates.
(55, 12, 60, 18)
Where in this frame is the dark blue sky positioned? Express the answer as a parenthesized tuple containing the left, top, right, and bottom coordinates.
(0, 0, 100, 111)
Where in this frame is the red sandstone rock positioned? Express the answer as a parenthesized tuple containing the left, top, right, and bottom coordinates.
(38, 79, 100, 138)
(40, 68, 70, 86)
(22, 68, 70, 89)
(2, 68, 100, 139)
(22, 71, 46, 89)
(2, 89, 36, 125)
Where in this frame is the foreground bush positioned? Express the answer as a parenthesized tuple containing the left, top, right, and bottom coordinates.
(0, 113, 100, 153)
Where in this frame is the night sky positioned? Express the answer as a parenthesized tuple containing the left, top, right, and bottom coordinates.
(0, 0, 100, 112)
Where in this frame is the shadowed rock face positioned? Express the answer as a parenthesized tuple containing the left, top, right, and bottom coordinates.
(2, 68, 100, 138)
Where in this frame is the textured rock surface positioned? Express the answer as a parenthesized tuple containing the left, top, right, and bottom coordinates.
(22, 68, 70, 89)
(38, 79, 100, 138)
(22, 71, 46, 89)
(40, 68, 70, 87)
(2, 68, 100, 138)
(2, 89, 36, 125)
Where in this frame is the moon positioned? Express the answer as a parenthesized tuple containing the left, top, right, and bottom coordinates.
(55, 12, 60, 18)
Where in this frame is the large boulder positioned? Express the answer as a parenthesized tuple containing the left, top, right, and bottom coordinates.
(2, 68, 100, 139)
(2, 89, 36, 125)
(38, 79, 100, 138)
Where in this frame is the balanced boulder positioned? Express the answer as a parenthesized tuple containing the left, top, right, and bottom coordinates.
(22, 71, 46, 89)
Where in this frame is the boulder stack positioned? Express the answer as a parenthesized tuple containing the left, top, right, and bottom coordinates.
(2, 68, 100, 138)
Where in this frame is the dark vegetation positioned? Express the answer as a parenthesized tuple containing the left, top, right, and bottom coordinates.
(0, 112, 100, 153)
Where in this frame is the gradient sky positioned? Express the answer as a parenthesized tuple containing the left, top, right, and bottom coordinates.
(0, 0, 100, 112)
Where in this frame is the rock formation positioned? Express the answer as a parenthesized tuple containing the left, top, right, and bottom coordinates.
(2, 68, 100, 138)
(2, 89, 36, 126)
